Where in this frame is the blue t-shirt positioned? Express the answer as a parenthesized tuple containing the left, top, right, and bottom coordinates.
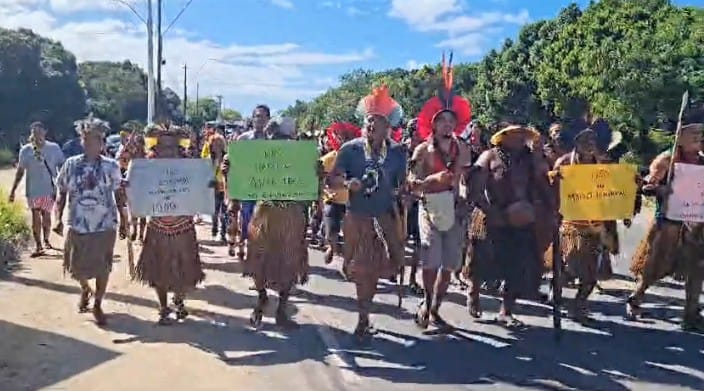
(62, 138, 84, 158)
(18, 142, 65, 200)
(332, 137, 407, 217)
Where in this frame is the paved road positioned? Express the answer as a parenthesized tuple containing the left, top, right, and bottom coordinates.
(0, 168, 702, 391)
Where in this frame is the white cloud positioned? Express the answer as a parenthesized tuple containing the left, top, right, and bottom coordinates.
(388, 0, 529, 56)
(406, 59, 424, 70)
(0, 1, 374, 112)
(270, 0, 294, 9)
(48, 0, 137, 13)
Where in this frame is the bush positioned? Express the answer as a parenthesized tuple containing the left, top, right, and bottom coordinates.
(0, 148, 14, 167)
(0, 189, 29, 263)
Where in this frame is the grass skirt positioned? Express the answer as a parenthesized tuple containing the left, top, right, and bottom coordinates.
(63, 229, 116, 280)
(245, 202, 308, 291)
(630, 219, 684, 282)
(555, 223, 601, 283)
(464, 208, 541, 298)
(136, 217, 204, 292)
(342, 211, 403, 282)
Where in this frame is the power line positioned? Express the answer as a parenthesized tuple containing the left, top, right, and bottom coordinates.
(163, 0, 195, 36)
(111, 0, 147, 25)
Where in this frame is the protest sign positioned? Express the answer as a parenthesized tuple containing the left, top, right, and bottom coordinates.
(227, 140, 319, 200)
(666, 163, 704, 222)
(559, 163, 637, 221)
(126, 158, 215, 217)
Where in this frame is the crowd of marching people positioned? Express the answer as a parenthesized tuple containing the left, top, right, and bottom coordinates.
(7, 53, 704, 339)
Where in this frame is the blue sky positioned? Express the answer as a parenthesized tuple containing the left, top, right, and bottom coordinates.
(1, 0, 703, 115)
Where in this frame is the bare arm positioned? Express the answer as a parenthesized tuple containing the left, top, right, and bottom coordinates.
(470, 150, 493, 213)
(10, 167, 25, 196)
(407, 143, 427, 192)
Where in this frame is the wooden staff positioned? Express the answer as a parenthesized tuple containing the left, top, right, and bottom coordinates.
(551, 213, 563, 341)
(661, 90, 689, 217)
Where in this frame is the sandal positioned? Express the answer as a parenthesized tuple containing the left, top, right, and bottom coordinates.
(353, 319, 376, 341)
(93, 306, 107, 326)
(415, 305, 430, 329)
(467, 295, 482, 319)
(158, 307, 173, 325)
(495, 313, 525, 328)
(78, 288, 93, 313)
(409, 281, 424, 296)
(30, 248, 45, 258)
(430, 311, 452, 330)
(324, 248, 334, 264)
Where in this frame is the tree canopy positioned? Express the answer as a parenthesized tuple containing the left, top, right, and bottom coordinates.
(0, 28, 86, 147)
(282, 0, 704, 164)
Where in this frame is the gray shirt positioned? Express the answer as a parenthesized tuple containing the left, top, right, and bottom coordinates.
(18, 142, 65, 200)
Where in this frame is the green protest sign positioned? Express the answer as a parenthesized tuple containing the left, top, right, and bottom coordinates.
(227, 140, 320, 200)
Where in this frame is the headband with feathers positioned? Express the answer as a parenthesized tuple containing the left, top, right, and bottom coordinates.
(326, 122, 361, 151)
(416, 52, 472, 141)
(355, 85, 403, 128)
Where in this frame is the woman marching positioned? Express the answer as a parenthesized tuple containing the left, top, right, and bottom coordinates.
(55, 115, 127, 326)
(246, 117, 310, 328)
(133, 124, 205, 325)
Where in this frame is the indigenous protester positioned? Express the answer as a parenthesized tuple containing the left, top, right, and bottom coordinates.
(205, 129, 228, 242)
(116, 132, 148, 242)
(320, 122, 362, 265)
(402, 118, 424, 294)
(329, 85, 407, 339)
(224, 105, 271, 259)
(544, 123, 567, 166)
(407, 53, 472, 329)
(465, 124, 556, 326)
(627, 120, 704, 331)
(133, 124, 205, 325)
(55, 116, 126, 326)
(549, 125, 624, 321)
(9, 121, 65, 257)
(246, 117, 310, 327)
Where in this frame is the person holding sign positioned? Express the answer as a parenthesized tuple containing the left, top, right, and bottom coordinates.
(320, 122, 362, 264)
(464, 124, 553, 326)
(132, 124, 205, 325)
(628, 120, 704, 330)
(329, 85, 407, 340)
(551, 127, 621, 322)
(407, 52, 472, 330)
(55, 115, 127, 326)
(245, 117, 311, 328)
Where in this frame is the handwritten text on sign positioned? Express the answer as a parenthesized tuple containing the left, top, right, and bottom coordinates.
(559, 163, 637, 221)
(126, 158, 215, 217)
(666, 163, 704, 222)
(227, 140, 319, 201)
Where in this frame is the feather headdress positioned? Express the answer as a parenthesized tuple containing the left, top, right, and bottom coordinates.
(355, 85, 403, 128)
(326, 122, 361, 151)
(416, 52, 472, 141)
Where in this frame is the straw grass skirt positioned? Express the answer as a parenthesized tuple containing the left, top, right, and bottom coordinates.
(630, 219, 684, 282)
(64, 229, 116, 280)
(245, 202, 308, 291)
(136, 217, 204, 292)
(342, 211, 403, 282)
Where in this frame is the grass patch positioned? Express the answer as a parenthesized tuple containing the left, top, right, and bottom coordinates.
(0, 148, 14, 168)
(0, 189, 30, 264)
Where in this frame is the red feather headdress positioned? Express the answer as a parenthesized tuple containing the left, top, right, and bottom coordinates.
(417, 52, 472, 141)
(326, 122, 361, 151)
(390, 127, 403, 142)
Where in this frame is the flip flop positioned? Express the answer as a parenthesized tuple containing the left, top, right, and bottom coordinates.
(30, 249, 45, 258)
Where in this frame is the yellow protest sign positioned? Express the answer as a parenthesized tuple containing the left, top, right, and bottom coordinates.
(559, 163, 637, 221)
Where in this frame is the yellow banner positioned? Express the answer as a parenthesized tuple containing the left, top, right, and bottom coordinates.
(559, 163, 637, 221)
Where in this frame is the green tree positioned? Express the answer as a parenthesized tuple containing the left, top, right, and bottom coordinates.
(221, 108, 242, 121)
(0, 28, 86, 147)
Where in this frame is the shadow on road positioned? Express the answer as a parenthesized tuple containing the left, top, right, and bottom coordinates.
(7, 273, 704, 390)
(0, 319, 120, 390)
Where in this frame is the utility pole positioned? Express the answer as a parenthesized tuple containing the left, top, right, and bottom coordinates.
(195, 82, 199, 117)
(155, 0, 163, 120)
(146, 0, 155, 124)
(215, 95, 223, 122)
(182, 64, 188, 123)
